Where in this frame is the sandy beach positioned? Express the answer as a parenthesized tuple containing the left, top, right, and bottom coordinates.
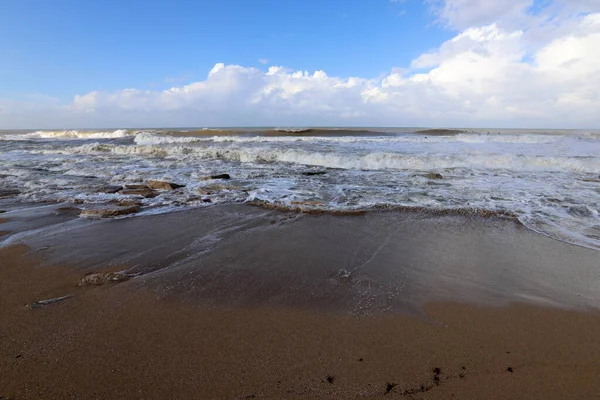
(3, 0, 600, 396)
(1, 206, 600, 399)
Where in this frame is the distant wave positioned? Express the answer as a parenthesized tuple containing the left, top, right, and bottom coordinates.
(3, 128, 599, 144)
(414, 129, 465, 135)
(133, 131, 563, 146)
(0, 129, 135, 140)
(268, 128, 390, 136)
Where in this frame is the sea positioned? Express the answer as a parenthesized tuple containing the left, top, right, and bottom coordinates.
(1, 127, 599, 250)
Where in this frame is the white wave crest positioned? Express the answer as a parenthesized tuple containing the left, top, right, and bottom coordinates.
(132, 131, 567, 146)
(42, 143, 600, 174)
(1, 129, 136, 140)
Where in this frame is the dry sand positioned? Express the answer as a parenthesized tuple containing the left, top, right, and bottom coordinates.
(1, 207, 600, 399)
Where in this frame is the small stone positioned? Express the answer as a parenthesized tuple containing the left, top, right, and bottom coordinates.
(302, 171, 327, 176)
(385, 383, 396, 394)
(0, 189, 20, 199)
(80, 204, 140, 218)
(200, 174, 231, 180)
(147, 180, 185, 190)
(99, 185, 123, 194)
(79, 271, 130, 286)
(27, 294, 74, 309)
(424, 173, 443, 180)
(124, 184, 149, 189)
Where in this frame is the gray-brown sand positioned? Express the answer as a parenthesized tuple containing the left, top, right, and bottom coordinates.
(1, 245, 600, 399)
(1, 206, 600, 399)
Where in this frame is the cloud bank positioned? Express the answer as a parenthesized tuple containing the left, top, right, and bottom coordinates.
(2, 1, 599, 129)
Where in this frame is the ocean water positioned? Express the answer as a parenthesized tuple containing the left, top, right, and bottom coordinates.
(1, 127, 599, 250)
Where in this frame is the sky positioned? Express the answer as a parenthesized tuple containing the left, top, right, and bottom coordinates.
(1, 0, 599, 129)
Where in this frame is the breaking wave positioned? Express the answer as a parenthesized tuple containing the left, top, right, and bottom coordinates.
(43, 142, 600, 174)
(133, 131, 569, 146)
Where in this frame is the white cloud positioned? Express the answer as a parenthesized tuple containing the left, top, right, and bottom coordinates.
(428, 0, 534, 30)
(1, 4, 599, 129)
(258, 58, 269, 65)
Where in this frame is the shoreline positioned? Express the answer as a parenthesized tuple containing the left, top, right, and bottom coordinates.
(5, 204, 599, 312)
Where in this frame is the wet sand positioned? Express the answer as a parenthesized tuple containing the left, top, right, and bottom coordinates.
(1, 206, 600, 399)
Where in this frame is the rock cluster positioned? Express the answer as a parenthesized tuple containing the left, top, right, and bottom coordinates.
(79, 271, 130, 286)
(80, 204, 141, 218)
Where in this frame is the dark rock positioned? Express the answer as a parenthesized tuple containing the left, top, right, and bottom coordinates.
(80, 204, 141, 218)
(302, 171, 327, 176)
(0, 210, 6, 214)
(385, 383, 396, 394)
(211, 174, 231, 180)
(115, 200, 142, 207)
(433, 367, 442, 385)
(125, 184, 150, 189)
(507, 367, 513, 373)
(326, 375, 334, 384)
(0, 189, 20, 199)
(201, 174, 231, 180)
(424, 173, 443, 180)
(147, 180, 185, 190)
(119, 188, 158, 198)
(54, 207, 82, 216)
(79, 271, 130, 286)
(99, 185, 123, 194)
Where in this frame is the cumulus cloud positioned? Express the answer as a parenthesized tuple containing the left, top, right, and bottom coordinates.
(1, 2, 599, 129)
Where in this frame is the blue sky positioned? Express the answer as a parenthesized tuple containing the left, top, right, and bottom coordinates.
(1, 0, 448, 101)
(1, 0, 599, 128)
